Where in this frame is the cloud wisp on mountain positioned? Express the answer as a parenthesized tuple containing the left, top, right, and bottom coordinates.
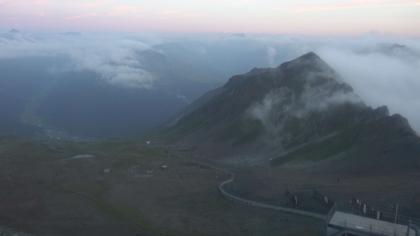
(1, 31, 419, 132)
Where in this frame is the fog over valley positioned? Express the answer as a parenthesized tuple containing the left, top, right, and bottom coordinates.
(1, 30, 419, 138)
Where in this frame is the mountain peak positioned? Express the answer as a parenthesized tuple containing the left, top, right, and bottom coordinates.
(282, 51, 325, 67)
(165, 51, 420, 173)
(299, 51, 321, 60)
(280, 51, 335, 77)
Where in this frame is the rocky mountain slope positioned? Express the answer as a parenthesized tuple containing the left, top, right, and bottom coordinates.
(165, 52, 420, 173)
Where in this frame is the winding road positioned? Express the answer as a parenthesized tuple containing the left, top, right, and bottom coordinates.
(209, 162, 420, 236)
(193, 161, 327, 221)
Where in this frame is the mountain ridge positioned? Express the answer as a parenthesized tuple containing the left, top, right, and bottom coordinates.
(163, 52, 420, 173)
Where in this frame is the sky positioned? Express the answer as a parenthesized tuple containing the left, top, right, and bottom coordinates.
(0, 0, 420, 36)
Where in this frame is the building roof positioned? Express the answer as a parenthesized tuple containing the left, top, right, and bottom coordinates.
(329, 211, 416, 236)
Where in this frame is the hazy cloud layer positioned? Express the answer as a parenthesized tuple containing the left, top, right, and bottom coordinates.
(1, 31, 420, 132)
(0, 32, 156, 88)
(250, 35, 420, 133)
(315, 38, 420, 132)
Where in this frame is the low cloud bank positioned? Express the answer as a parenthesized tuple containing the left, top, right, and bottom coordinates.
(1, 31, 420, 132)
(0, 32, 156, 88)
(316, 38, 420, 132)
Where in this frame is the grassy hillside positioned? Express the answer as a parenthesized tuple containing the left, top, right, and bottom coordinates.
(0, 137, 324, 236)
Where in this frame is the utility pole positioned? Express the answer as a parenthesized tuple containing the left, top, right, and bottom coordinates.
(394, 203, 399, 224)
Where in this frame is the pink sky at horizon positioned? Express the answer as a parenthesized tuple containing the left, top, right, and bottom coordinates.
(0, 0, 419, 36)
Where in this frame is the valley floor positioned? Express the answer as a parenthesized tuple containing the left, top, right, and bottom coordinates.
(0, 138, 324, 236)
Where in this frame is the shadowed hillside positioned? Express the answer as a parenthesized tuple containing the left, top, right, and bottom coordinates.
(165, 52, 420, 173)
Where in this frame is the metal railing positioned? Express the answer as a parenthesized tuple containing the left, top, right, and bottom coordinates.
(218, 171, 326, 220)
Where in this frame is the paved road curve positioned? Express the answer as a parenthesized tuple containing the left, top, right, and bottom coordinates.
(217, 167, 327, 220)
(192, 161, 327, 220)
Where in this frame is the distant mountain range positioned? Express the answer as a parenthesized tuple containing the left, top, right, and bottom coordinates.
(357, 43, 420, 62)
(165, 52, 420, 174)
(0, 31, 297, 139)
(1, 30, 419, 143)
